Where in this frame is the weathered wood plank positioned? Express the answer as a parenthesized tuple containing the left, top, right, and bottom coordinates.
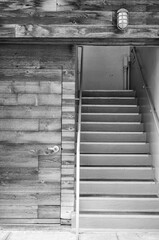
(0, 180, 60, 193)
(0, 144, 61, 157)
(63, 82, 75, 96)
(0, 69, 62, 82)
(0, 131, 61, 144)
(62, 142, 75, 154)
(0, 27, 15, 37)
(62, 131, 75, 141)
(61, 179, 74, 194)
(0, 11, 113, 25)
(0, 219, 60, 224)
(57, 0, 159, 12)
(0, 206, 37, 218)
(0, 106, 61, 119)
(62, 70, 75, 82)
(39, 119, 61, 131)
(0, 168, 38, 181)
(0, 155, 38, 168)
(2, 11, 159, 26)
(0, 119, 38, 131)
(61, 206, 74, 219)
(0, 193, 60, 205)
(61, 194, 74, 207)
(39, 154, 61, 168)
(62, 119, 75, 132)
(1, 0, 159, 12)
(62, 154, 75, 165)
(12, 24, 159, 38)
(0, 81, 61, 94)
(1, 37, 159, 46)
(0, 94, 61, 106)
(0, 44, 75, 69)
(39, 168, 61, 182)
(38, 206, 60, 218)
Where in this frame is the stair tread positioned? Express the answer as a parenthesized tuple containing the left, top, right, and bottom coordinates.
(81, 179, 154, 182)
(81, 180, 156, 183)
(80, 153, 150, 156)
(81, 142, 148, 144)
(81, 131, 144, 134)
(80, 166, 153, 170)
(82, 113, 140, 115)
(82, 122, 142, 124)
(80, 194, 159, 200)
(79, 212, 159, 216)
(82, 104, 138, 107)
(80, 195, 159, 199)
(82, 97, 136, 99)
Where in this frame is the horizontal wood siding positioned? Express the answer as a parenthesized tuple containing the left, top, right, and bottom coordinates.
(0, 43, 76, 225)
(0, 1, 159, 38)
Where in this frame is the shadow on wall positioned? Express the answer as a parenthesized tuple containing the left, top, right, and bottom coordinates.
(82, 46, 130, 90)
(131, 47, 159, 181)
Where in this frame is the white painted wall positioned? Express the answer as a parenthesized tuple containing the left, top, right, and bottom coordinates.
(131, 47, 159, 181)
(82, 46, 130, 90)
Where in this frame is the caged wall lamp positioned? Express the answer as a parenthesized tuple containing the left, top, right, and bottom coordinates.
(117, 8, 129, 31)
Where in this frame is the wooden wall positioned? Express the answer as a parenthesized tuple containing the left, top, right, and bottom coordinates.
(1, 0, 159, 38)
(0, 43, 76, 225)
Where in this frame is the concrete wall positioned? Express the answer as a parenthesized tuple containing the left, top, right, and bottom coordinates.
(82, 46, 130, 90)
(131, 47, 159, 181)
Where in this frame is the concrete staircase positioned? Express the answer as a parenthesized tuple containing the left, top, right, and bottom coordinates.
(72, 90, 159, 230)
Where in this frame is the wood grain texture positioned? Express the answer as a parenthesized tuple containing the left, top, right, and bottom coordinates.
(0, 43, 76, 225)
(38, 206, 60, 219)
(1, 0, 159, 12)
(0, 44, 63, 225)
(2, 11, 159, 26)
(61, 67, 75, 225)
(0, 206, 38, 218)
(0, 44, 75, 69)
(0, 106, 61, 119)
(13, 24, 159, 38)
(0, 193, 60, 206)
(0, 69, 62, 82)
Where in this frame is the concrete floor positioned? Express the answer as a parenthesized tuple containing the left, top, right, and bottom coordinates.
(1, 231, 159, 240)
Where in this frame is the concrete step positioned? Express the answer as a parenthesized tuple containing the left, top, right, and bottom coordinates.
(82, 97, 137, 105)
(80, 181, 158, 195)
(80, 154, 152, 166)
(72, 212, 159, 229)
(80, 196, 159, 212)
(81, 113, 141, 122)
(80, 167, 154, 180)
(82, 90, 136, 97)
(81, 122, 144, 132)
(81, 132, 146, 142)
(80, 142, 149, 154)
(82, 105, 139, 113)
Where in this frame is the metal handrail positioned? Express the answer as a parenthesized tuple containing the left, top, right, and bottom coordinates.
(76, 46, 83, 240)
(132, 47, 159, 135)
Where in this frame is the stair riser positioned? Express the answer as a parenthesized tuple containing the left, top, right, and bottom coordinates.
(80, 155, 152, 166)
(81, 124, 144, 132)
(80, 182, 158, 195)
(80, 199, 159, 212)
(82, 98, 137, 105)
(81, 114, 141, 122)
(82, 91, 136, 97)
(81, 144, 149, 154)
(72, 215, 159, 229)
(81, 133, 146, 142)
(80, 168, 154, 180)
(82, 106, 139, 113)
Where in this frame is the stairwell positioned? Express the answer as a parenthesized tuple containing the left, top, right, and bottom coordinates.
(72, 90, 159, 230)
